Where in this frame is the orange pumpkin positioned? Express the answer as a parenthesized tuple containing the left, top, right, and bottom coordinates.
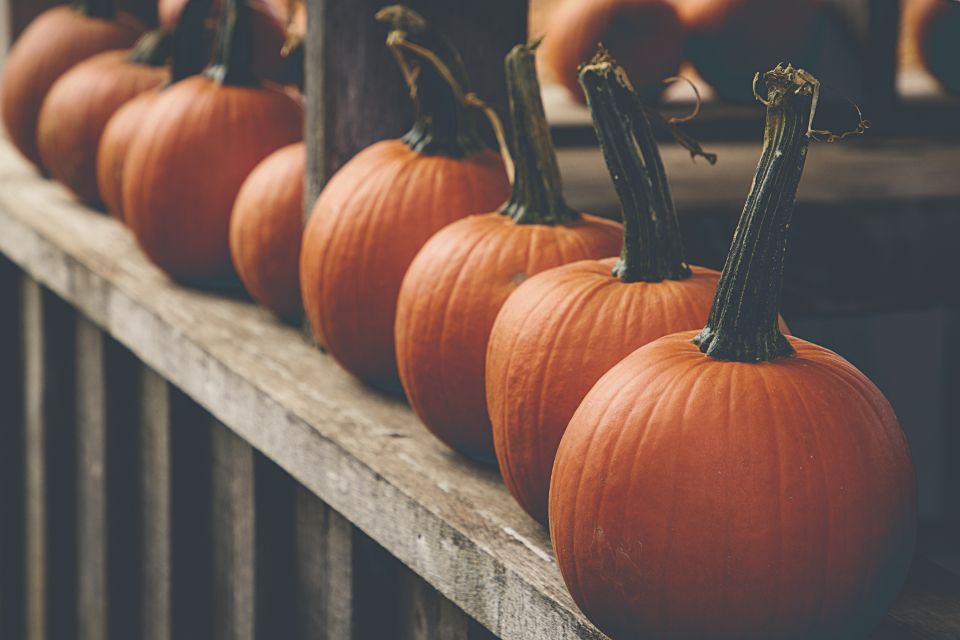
(917, 0, 960, 95)
(680, 0, 819, 102)
(229, 142, 305, 321)
(37, 32, 171, 206)
(395, 43, 622, 462)
(96, 0, 213, 221)
(300, 6, 511, 390)
(158, 0, 287, 82)
(549, 65, 916, 639)
(538, 0, 684, 102)
(0, 0, 143, 167)
(487, 53, 720, 524)
(123, 0, 302, 284)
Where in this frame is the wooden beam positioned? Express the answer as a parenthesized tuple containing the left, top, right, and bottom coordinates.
(303, 0, 527, 207)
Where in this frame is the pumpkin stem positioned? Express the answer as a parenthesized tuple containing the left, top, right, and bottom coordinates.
(694, 64, 823, 362)
(126, 29, 175, 67)
(376, 6, 486, 157)
(204, 0, 258, 87)
(580, 49, 691, 283)
(500, 41, 579, 225)
(171, 0, 214, 83)
(74, 0, 116, 20)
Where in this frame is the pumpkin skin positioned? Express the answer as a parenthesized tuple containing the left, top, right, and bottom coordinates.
(917, 0, 960, 95)
(300, 141, 510, 389)
(229, 141, 305, 322)
(538, 0, 684, 102)
(0, 5, 143, 167)
(396, 214, 622, 461)
(549, 331, 916, 640)
(123, 76, 303, 282)
(37, 49, 169, 206)
(679, 0, 819, 102)
(488, 260, 720, 523)
(97, 89, 160, 221)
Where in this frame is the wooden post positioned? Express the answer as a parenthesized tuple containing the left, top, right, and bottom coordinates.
(295, 488, 353, 639)
(210, 421, 256, 640)
(22, 279, 77, 640)
(0, 258, 24, 639)
(303, 0, 528, 207)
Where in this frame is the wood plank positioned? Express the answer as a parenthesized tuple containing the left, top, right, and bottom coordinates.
(139, 366, 171, 640)
(303, 0, 527, 206)
(1, 140, 956, 639)
(0, 257, 24, 639)
(210, 420, 256, 640)
(22, 279, 77, 640)
(296, 487, 353, 640)
(76, 315, 107, 640)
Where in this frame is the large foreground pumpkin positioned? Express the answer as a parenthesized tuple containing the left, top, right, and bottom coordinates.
(300, 6, 510, 390)
(549, 65, 916, 639)
(229, 142, 305, 321)
(395, 43, 622, 462)
(123, 0, 302, 283)
(96, 0, 213, 221)
(0, 0, 143, 167)
(487, 52, 719, 524)
(37, 31, 171, 206)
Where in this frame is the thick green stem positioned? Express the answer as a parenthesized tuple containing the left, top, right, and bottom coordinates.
(204, 0, 258, 87)
(74, 0, 115, 20)
(171, 0, 213, 82)
(500, 42, 578, 225)
(694, 64, 818, 362)
(126, 29, 174, 67)
(579, 52, 691, 283)
(376, 6, 486, 157)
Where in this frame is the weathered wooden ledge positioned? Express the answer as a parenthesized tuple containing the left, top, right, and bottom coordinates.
(1, 137, 958, 639)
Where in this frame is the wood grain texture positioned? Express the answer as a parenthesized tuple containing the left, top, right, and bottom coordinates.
(303, 0, 527, 207)
(139, 366, 171, 640)
(0, 257, 24, 639)
(0, 140, 957, 639)
(76, 316, 107, 640)
(22, 278, 78, 640)
(296, 487, 353, 639)
(211, 421, 256, 640)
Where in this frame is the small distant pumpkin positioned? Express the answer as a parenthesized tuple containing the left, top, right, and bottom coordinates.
(550, 64, 916, 640)
(395, 42, 622, 462)
(917, 0, 960, 95)
(0, 0, 144, 167)
(487, 51, 720, 524)
(538, 0, 684, 102)
(229, 142, 305, 321)
(123, 0, 302, 284)
(300, 6, 511, 390)
(37, 31, 172, 206)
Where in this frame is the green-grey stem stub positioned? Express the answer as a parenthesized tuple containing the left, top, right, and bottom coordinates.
(580, 50, 692, 283)
(499, 41, 579, 225)
(694, 63, 822, 363)
(204, 0, 258, 87)
(74, 0, 116, 20)
(376, 5, 486, 157)
(127, 29, 174, 67)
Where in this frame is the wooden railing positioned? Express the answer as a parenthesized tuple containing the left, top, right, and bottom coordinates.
(1, 136, 960, 639)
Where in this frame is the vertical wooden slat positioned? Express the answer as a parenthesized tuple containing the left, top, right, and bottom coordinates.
(210, 421, 256, 640)
(170, 392, 213, 640)
(296, 488, 353, 639)
(0, 258, 24, 639)
(140, 367, 171, 640)
(303, 0, 528, 207)
(944, 305, 960, 522)
(407, 575, 470, 640)
(76, 317, 107, 640)
(23, 279, 77, 640)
